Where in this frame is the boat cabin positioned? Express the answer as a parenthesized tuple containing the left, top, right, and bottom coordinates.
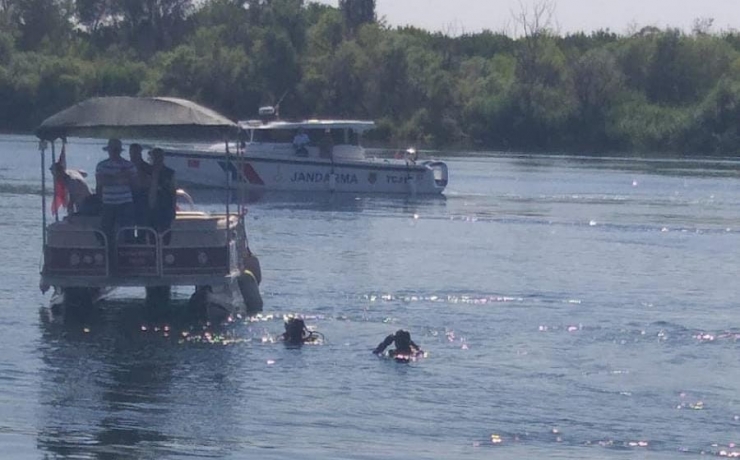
(238, 118, 376, 160)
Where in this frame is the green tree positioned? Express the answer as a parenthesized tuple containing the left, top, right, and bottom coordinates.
(251, 28, 301, 110)
(339, 0, 374, 36)
(297, 6, 345, 115)
(606, 92, 690, 152)
(325, 40, 369, 116)
(456, 54, 517, 148)
(0, 29, 13, 65)
(682, 75, 740, 153)
(11, 0, 73, 52)
(614, 31, 656, 96)
(646, 29, 685, 105)
(75, 0, 116, 32)
(190, 0, 252, 48)
(570, 47, 624, 148)
(114, 0, 193, 57)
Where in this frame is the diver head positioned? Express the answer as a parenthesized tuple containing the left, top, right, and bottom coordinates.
(395, 329, 411, 349)
(284, 317, 307, 344)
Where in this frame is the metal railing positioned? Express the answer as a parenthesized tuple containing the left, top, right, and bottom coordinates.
(43, 227, 110, 277)
(43, 223, 235, 279)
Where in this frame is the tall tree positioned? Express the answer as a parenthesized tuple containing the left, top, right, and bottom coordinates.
(339, 0, 374, 36)
(10, 0, 73, 51)
(646, 29, 684, 105)
(115, 0, 193, 57)
(0, 0, 17, 32)
(75, 0, 117, 33)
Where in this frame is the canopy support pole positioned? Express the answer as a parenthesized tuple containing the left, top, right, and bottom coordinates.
(225, 139, 231, 244)
(50, 141, 58, 222)
(40, 140, 48, 247)
(238, 138, 246, 217)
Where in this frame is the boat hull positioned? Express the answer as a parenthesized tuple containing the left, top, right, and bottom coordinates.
(163, 150, 447, 195)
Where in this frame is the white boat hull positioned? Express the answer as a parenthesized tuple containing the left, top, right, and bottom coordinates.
(163, 149, 448, 195)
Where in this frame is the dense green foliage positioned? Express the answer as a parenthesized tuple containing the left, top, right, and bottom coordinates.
(2, 0, 740, 154)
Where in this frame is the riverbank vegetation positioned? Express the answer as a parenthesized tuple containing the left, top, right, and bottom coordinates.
(2, 0, 740, 154)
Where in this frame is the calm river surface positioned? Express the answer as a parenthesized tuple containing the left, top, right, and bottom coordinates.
(1, 134, 739, 459)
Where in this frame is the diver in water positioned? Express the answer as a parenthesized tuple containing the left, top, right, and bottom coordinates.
(281, 317, 323, 345)
(373, 329, 422, 357)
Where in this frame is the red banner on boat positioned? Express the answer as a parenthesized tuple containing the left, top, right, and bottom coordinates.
(51, 143, 68, 217)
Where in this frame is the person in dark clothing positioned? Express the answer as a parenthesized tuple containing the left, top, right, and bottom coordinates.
(281, 317, 323, 345)
(78, 193, 101, 216)
(128, 143, 152, 230)
(373, 329, 422, 357)
(147, 148, 177, 238)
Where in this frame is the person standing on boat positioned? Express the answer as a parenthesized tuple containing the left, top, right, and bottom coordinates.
(373, 329, 422, 357)
(293, 128, 310, 157)
(128, 143, 153, 230)
(96, 138, 137, 249)
(147, 148, 177, 239)
(51, 163, 92, 215)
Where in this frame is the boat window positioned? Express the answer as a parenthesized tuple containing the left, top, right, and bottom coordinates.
(331, 129, 344, 145)
(347, 129, 359, 146)
(252, 129, 294, 143)
(305, 129, 348, 145)
(250, 127, 360, 145)
(305, 129, 322, 144)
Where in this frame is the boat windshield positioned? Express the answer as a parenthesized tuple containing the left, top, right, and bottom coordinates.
(251, 128, 359, 146)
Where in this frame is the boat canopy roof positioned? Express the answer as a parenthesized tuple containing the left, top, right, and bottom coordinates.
(238, 119, 375, 132)
(36, 96, 238, 141)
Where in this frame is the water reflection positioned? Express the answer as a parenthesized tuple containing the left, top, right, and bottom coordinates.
(36, 302, 250, 459)
(187, 188, 447, 218)
(544, 154, 740, 178)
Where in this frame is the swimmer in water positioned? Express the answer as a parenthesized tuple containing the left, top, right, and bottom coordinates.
(281, 317, 323, 345)
(372, 329, 422, 357)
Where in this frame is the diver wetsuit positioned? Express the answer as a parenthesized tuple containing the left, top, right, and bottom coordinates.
(373, 330, 420, 356)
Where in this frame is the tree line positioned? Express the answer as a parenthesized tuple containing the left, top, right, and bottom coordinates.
(2, 0, 740, 155)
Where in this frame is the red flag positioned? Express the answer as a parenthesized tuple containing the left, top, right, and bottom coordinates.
(51, 143, 68, 217)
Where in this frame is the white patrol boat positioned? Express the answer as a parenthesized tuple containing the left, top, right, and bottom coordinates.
(162, 107, 449, 195)
(35, 96, 263, 320)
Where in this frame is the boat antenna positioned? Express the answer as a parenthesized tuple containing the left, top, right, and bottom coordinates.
(274, 89, 289, 119)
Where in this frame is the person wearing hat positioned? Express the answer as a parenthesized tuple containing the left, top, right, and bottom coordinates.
(96, 138, 137, 254)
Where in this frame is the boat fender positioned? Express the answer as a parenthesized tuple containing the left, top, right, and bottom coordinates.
(329, 172, 336, 192)
(237, 270, 263, 315)
(243, 253, 262, 285)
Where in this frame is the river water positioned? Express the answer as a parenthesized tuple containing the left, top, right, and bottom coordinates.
(1, 134, 739, 459)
